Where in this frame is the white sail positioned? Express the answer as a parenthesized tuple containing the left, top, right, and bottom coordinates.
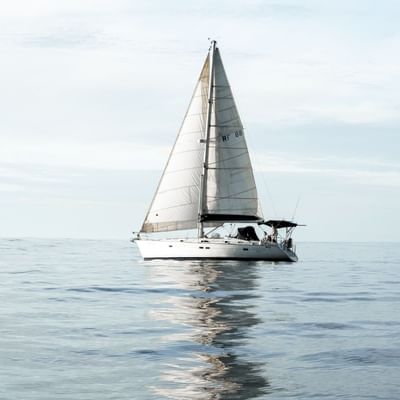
(141, 56, 210, 233)
(203, 49, 262, 222)
(141, 43, 262, 234)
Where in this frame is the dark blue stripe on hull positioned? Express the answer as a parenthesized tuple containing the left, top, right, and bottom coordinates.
(143, 256, 297, 262)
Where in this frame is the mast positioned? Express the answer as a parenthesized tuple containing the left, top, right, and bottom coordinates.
(198, 40, 216, 238)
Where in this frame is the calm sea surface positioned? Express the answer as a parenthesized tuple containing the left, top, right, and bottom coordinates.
(1, 239, 400, 399)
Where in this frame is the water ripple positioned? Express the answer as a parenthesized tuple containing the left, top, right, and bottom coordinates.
(1, 239, 400, 400)
(301, 347, 400, 368)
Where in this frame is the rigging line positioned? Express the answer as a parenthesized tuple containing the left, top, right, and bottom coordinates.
(198, 40, 215, 238)
(244, 127, 278, 219)
(204, 224, 224, 236)
(291, 196, 301, 221)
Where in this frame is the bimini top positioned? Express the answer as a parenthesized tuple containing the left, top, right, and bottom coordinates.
(261, 220, 298, 228)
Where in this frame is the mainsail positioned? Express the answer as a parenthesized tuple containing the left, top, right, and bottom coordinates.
(141, 42, 262, 234)
(202, 48, 261, 223)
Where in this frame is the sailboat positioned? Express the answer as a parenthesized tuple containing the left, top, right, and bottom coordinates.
(133, 41, 300, 262)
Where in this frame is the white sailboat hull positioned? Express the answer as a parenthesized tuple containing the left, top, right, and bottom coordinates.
(135, 238, 298, 262)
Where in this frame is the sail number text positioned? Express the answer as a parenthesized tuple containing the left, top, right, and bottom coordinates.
(221, 130, 243, 142)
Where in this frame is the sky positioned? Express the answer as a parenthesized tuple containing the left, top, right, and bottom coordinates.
(0, 0, 399, 241)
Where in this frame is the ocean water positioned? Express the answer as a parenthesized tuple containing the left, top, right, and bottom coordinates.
(1, 239, 400, 400)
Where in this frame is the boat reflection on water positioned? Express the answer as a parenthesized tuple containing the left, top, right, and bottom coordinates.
(148, 261, 270, 399)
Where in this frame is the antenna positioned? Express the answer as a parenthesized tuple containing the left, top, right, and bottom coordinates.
(208, 38, 219, 48)
(291, 196, 301, 221)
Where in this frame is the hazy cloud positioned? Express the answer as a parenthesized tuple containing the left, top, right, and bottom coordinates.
(1, 0, 399, 240)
